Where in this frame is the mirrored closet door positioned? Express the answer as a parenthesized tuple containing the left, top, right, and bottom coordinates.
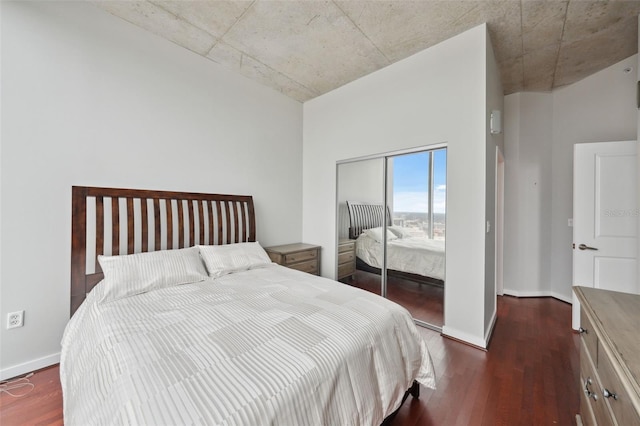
(336, 146, 446, 330)
(336, 157, 383, 297)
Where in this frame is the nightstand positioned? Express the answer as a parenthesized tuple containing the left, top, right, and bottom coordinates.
(265, 243, 320, 276)
(337, 239, 356, 280)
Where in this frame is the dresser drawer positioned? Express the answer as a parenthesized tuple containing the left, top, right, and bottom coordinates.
(575, 286, 640, 426)
(598, 345, 640, 426)
(581, 340, 614, 426)
(288, 259, 318, 275)
(284, 249, 317, 264)
(580, 380, 597, 426)
(580, 308, 598, 365)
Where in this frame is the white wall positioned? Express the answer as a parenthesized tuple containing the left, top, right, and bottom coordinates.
(303, 24, 495, 348)
(0, 1, 302, 379)
(503, 92, 553, 297)
(551, 54, 637, 301)
(484, 34, 504, 334)
(503, 54, 638, 304)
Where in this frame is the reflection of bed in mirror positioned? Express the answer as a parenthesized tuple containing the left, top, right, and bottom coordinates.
(347, 201, 445, 286)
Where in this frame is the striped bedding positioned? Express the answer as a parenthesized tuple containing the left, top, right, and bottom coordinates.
(61, 264, 436, 425)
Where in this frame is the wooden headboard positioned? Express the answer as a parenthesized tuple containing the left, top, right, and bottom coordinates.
(70, 186, 256, 316)
(346, 201, 391, 240)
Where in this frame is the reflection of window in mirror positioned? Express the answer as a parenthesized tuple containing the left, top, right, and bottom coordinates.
(389, 149, 446, 241)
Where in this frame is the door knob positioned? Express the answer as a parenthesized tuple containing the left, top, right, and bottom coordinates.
(578, 244, 598, 251)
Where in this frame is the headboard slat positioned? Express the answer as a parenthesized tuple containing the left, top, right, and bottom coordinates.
(153, 198, 161, 251)
(166, 199, 174, 250)
(198, 201, 205, 245)
(229, 202, 240, 243)
(71, 186, 256, 316)
(240, 205, 248, 240)
(188, 200, 195, 246)
(216, 201, 223, 245)
(111, 197, 120, 255)
(141, 199, 149, 252)
(126, 198, 135, 254)
(207, 201, 215, 245)
(177, 200, 184, 249)
(95, 196, 104, 273)
(225, 201, 232, 244)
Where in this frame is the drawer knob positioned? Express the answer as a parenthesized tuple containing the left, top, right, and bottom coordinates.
(578, 327, 588, 334)
(603, 388, 618, 400)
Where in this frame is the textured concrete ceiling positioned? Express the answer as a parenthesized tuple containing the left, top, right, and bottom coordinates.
(95, 1, 640, 102)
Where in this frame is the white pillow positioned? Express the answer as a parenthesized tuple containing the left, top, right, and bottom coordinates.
(97, 246, 208, 303)
(363, 227, 398, 243)
(389, 226, 414, 239)
(198, 242, 272, 278)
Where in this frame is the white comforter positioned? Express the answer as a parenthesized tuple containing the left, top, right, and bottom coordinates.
(356, 235, 445, 280)
(61, 264, 436, 425)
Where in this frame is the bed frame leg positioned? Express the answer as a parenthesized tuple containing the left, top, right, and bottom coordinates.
(380, 381, 421, 425)
(409, 380, 420, 399)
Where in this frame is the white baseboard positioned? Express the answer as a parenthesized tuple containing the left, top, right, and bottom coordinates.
(503, 289, 549, 298)
(503, 288, 573, 304)
(0, 352, 60, 381)
(442, 325, 487, 349)
(550, 291, 572, 304)
(485, 308, 497, 346)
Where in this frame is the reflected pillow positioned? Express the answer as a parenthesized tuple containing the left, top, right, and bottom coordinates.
(98, 246, 208, 303)
(198, 242, 272, 278)
(363, 227, 398, 243)
(389, 226, 415, 239)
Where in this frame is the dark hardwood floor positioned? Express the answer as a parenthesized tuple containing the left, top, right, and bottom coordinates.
(0, 364, 63, 426)
(0, 296, 579, 426)
(394, 296, 580, 425)
(344, 270, 444, 326)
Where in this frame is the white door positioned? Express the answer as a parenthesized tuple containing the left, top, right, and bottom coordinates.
(572, 141, 638, 329)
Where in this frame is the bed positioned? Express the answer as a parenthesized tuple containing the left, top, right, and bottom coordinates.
(347, 201, 445, 286)
(62, 186, 436, 425)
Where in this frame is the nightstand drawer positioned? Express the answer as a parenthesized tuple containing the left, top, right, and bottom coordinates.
(338, 240, 355, 253)
(264, 243, 321, 276)
(338, 251, 355, 264)
(288, 259, 318, 275)
(337, 239, 356, 280)
(284, 249, 317, 264)
(338, 262, 355, 278)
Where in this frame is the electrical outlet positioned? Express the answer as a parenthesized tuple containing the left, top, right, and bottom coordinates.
(7, 311, 24, 329)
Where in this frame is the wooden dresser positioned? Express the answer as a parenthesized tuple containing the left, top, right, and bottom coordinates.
(264, 243, 320, 276)
(337, 239, 356, 280)
(574, 286, 640, 426)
